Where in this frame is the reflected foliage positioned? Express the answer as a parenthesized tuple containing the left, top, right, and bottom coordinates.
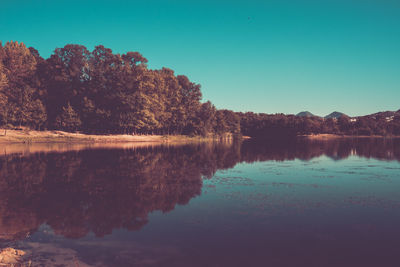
(241, 138, 400, 162)
(0, 138, 399, 242)
(0, 143, 239, 242)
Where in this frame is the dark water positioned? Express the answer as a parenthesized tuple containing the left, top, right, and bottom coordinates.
(0, 138, 400, 267)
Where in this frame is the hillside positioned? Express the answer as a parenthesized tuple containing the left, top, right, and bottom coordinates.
(296, 111, 317, 117)
(367, 110, 400, 119)
(325, 111, 346, 119)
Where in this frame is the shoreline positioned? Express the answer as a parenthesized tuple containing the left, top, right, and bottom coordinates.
(300, 134, 400, 140)
(0, 129, 241, 156)
(0, 129, 239, 144)
(0, 129, 167, 144)
(1, 129, 398, 144)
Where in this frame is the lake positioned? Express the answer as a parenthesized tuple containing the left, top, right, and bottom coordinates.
(0, 138, 399, 267)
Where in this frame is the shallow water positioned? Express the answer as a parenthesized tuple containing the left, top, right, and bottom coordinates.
(0, 138, 399, 267)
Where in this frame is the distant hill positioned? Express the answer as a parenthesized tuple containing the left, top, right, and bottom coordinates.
(368, 111, 396, 118)
(366, 109, 400, 119)
(325, 111, 346, 119)
(296, 111, 316, 117)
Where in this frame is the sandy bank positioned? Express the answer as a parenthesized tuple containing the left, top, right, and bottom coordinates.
(300, 134, 400, 140)
(0, 129, 168, 144)
(0, 129, 226, 144)
(0, 129, 238, 156)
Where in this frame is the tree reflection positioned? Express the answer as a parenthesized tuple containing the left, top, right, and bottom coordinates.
(0, 138, 399, 242)
(240, 138, 400, 162)
(0, 142, 240, 242)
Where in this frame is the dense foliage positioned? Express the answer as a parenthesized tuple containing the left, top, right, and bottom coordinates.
(238, 112, 400, 138)
(0, 41, 399, 137)
(0, 41, 240, 136)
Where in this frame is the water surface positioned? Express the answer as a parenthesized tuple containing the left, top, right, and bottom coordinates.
(0, 138, 399, 267)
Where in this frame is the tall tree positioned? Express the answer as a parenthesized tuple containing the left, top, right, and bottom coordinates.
(0, 41, 47, 129)
(177, 74, 202, 134)
(0, 61, 9, 133)
(84, 45, 120, 132)
(45, 44, 91, 128)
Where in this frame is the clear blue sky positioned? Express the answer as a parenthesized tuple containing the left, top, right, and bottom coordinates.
(1, 0, 399, 116)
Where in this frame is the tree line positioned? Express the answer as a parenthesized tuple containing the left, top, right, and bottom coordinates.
(239, 112, 400, 138)
(0, 41, 240, 135)
(1, 41, 399, 137)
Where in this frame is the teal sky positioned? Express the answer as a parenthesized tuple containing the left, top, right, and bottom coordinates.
(1, 0, 399, 116)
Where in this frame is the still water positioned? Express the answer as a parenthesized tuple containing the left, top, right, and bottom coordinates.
(0, 138, 399, 267)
